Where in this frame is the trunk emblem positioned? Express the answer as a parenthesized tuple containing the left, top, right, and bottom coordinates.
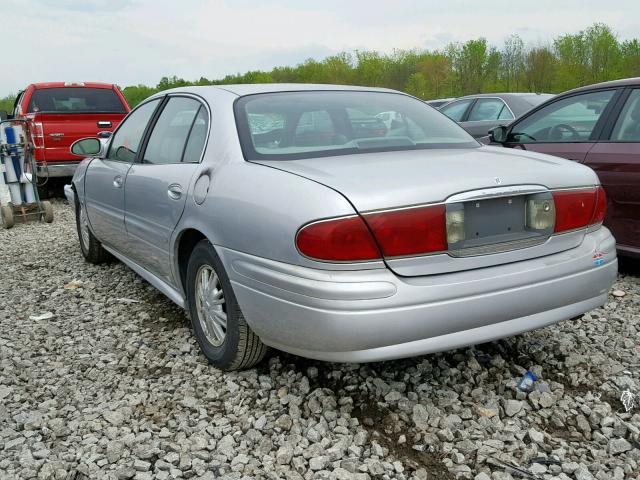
(494, 177, 502, 185)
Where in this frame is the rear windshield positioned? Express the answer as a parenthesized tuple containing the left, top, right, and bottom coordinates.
(235, 91, 478, 161)
(28, 87, 126, 114)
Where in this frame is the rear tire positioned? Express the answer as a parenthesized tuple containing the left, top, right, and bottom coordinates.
(186, 239, 268, 370)
(42, 201, 54, 223)
(1, 205, 14, 229)
(76, 199, 110, 263)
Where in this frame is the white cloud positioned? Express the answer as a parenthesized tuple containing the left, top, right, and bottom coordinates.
(1, 0, 638, 95)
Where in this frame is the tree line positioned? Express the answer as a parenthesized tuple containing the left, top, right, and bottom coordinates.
(1, 23, 639, 112)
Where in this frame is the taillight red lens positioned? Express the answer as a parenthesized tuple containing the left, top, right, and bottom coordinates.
(552, 187, 605, 233)
(296, 216, 381, 261)
(364, 205, 447, 257)
(592, 186, 607, 225)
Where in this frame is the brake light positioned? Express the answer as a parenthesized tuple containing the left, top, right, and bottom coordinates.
(592, 186, 607, 225)
(364, 205, 447, 257)
(552, 187, 606, 233)
(31, 121, 44, 149)
(296, 216, 381, 261)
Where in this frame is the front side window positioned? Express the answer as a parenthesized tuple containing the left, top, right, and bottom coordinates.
(29, 87, 126, 114)
(440, 99, 473, 121)
(610, 89, 640, 142)
(509, 90, 615, 143)
(235, 91, 477, 161)
(143, 97, 202, 164)
(107, 99, 160, 163)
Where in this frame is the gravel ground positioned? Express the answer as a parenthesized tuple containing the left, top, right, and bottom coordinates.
(1, 200, 639, 480)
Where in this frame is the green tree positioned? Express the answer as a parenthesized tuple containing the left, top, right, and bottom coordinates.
(525, 45, 556, 92)
(502, 34, 525, 91)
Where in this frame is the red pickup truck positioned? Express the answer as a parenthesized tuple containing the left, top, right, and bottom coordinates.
(11, 82, 130, 178)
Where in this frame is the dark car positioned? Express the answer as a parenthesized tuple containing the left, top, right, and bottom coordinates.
(487, 77, 640, 258)
(440, 93, 553, 137)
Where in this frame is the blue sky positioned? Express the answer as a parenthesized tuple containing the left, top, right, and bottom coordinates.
(2, 0, 639, 95)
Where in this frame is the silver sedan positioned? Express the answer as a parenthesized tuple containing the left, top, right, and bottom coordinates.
(65, 84, 617, 370)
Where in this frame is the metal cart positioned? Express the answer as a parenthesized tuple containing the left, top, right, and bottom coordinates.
(0, 119, 53, 229)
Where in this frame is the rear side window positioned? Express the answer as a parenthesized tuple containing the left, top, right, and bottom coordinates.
(182, 107, 209, 163)
(143, 97, 204, 165)
(28, 87, 126, 113)
(468, 98, 513, 121)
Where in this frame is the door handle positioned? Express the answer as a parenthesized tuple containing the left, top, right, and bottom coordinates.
(113, 175, 123, 188)
(168, 184, 182, 200)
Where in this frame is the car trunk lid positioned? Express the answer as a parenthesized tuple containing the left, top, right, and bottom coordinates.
(257, 146, 601, 276)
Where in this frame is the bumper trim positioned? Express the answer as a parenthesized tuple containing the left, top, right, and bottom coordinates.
(37, 162, 79, 178)
(261, 294, 607, 362)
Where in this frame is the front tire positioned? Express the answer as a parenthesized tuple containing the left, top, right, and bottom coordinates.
(186, 240, 268, 370)
(76, 199, 110, 263)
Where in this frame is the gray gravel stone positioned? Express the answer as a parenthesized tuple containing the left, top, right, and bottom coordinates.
(0, 200, 638, 479)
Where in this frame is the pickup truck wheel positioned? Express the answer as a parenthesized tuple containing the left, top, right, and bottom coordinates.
(1, 205, 14, 229)
(186, 240, 268, 371)
(41, 201, 54, 223)
(76, 200, 110, 263)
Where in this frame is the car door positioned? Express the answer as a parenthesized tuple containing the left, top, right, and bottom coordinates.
(124, 95, 209, 282)
(83, 98, 161, 251)
(584, 87, 640, 254)
(501, 89, 620, 161)
(460, 97, 514, 138)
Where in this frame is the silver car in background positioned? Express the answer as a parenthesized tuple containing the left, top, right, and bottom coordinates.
(65, 84, 617, 370)
(441, 93, 554, 137)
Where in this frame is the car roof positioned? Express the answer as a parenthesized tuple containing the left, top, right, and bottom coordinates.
(455, 92, 554, 100)
(159, 83, 400, 97)
(29, 82, 116, 89)
(560, 76, 640, 94)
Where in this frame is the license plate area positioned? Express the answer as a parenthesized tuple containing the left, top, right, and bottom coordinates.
(447, 193, 554, 254)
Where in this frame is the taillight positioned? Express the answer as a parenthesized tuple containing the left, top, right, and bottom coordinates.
(592, 186, 607, 225)
(296, 216, 381, 261)
(552, 187, 606, 233)
(31, 121, 44, 149)
(364, 205, 447, 257)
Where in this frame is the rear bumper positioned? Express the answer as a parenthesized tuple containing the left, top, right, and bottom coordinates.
(37, 161, 79, 178)
(220, 227, 617, 363)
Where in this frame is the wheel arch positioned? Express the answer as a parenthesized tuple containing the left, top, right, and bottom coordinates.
(175, 228, 209, 295)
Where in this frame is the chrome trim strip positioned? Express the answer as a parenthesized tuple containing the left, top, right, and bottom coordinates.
(445, 185, 548, 203)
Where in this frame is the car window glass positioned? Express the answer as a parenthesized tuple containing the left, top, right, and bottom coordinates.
(468, 98, 512, 121)
(440, 99, 472, 121)
(182, 106, 209, 163)
(107, 99, 160, 163)
(143, 97, 201, 164)
(610, 89, 640, 142)
(29, 87, 126, 113)
(510, 90, 615, 143)
(236, 91, 477, 161)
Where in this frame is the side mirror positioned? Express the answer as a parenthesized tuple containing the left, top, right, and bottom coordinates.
(0, 110, 8, 121)
(71, 137, 102, 157)
(489, 125, 509, 144)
